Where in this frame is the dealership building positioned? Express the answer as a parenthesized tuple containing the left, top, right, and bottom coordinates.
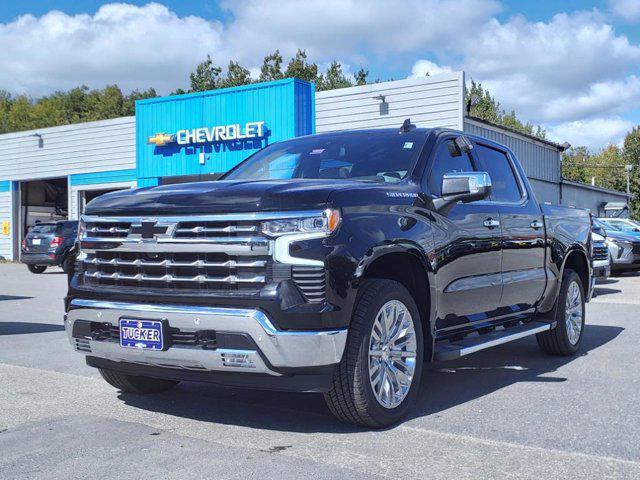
(0, 72, 630, 260)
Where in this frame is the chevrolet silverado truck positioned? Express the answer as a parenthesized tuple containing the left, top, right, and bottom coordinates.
(65, 122, 593, 427)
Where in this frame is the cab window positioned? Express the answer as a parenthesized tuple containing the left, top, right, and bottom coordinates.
(427, 139, 475, 196)
(474, 144, 523, 203)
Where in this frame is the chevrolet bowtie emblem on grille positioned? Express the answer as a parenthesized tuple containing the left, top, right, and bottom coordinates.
(131, 221, 169, 239)
(147, 133, 176, 146)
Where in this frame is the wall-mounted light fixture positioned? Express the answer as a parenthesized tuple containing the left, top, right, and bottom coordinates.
(31, 133, 43, 148)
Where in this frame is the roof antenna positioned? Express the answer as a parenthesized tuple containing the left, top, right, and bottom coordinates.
(399, 118, 416, 133)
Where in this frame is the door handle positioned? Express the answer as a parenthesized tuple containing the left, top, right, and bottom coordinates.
(530, 220, 544, 230)
(483, 218, 500, 229)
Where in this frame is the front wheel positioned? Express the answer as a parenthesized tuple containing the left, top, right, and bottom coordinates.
(99, 368, 179, 394)
(537, 268, 585, 356)
(324, 279, 423, 428)
(27, 264, 46, 274)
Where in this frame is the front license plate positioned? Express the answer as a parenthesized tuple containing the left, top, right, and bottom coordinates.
(119, 319, 164, 350)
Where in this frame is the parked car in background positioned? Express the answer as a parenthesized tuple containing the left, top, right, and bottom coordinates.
(21, 221, 78, 274)
(593, 219, 640, 274)
(591, 231, 610, 280)
(599, 217, 640, 235)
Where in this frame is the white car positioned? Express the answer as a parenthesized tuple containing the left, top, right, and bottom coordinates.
(599, 217, 640, 234)
(591, 231, 611, 279)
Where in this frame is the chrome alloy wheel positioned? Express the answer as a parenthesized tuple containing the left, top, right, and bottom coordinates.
(565, 281, 583, 345)
(368, 300, 417, 409)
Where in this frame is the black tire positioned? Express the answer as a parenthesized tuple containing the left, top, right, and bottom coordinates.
(99, 368, 179, 394)
(61, 255, 75, 274)
(537, 268, 585, 356)
(324, 279, 424, 428)
(27, 264, 47, 274)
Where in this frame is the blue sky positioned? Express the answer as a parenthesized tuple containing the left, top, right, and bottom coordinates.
(1, 0, 640, 149)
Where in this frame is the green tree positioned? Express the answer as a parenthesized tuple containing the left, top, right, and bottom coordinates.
(622, 127, 640, 219)
(465, 80, 546, 139)
(189, 55, 222, 92)
(222, 61, 252, 88)
(317, 61, 353, 91)
(354, 67, 369, 86)
(284, 49, 319, 83)
(259, 50, 285, 82)
(562, 146, 591, 184)
(124, 88, 158, 115)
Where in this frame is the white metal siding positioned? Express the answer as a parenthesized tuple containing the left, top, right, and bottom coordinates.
(0, 191, 13, 260)
(0, 117, 136, 181)
(316, 73, 465, 132)
(463, 119, 560, 184)
(69, 181, 136, 220)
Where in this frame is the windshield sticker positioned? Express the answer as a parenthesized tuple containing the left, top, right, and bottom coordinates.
(403, 142, 414, 149)
(310, 148, 325, 155)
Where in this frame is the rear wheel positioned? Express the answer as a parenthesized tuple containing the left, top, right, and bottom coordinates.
(537, 268, 585, 356)
(27, 265, 46, 274)
(324, 279, 423, 428)
(99, 368, 179, 394)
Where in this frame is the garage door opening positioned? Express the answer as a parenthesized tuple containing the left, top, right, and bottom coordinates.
(19, 178, 68, 239)
(77, 187, 125, 216)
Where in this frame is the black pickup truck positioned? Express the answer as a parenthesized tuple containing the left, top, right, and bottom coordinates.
(65, 123, 592, 427)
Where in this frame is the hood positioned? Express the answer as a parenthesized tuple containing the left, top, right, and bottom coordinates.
(85, 179, 362, 216)
(605, 230, 640, 243)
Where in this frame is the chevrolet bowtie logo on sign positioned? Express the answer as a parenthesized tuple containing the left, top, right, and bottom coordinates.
(147, 121, 265, 147)
(147, 133, 176, 147)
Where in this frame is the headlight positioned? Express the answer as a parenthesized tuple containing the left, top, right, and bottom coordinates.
(261, 209, 341, 237)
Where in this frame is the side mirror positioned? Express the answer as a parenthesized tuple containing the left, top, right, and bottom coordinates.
(434, 172, 491, 213)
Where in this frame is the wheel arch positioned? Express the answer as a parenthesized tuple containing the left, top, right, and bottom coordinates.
(358, 247, 434, 360)
(561, 247, 590, 294)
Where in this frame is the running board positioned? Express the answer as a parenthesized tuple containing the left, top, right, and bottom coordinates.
(434, 321, 554, 361)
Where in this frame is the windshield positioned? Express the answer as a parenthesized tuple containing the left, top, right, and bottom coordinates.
(607, 220, 640, 232)
(29, 224, 56, 235)
(224, 131, 427, 183)
(598, 220, 621, 231)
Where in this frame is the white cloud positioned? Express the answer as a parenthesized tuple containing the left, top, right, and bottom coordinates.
(0, 0, 501, 96)
(410, 60, 453, 78)
(220, 0, 501, 63)
(0, 3, 224, 95)
(546, 117, 634, 150)
(609, 0, 640, 23)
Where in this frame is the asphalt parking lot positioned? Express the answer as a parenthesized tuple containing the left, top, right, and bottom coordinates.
(1, 263, 639, 479)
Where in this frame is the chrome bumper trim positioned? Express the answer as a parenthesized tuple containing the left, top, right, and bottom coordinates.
(66, 299, 347, 375)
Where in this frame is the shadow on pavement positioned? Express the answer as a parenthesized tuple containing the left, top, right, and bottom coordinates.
(116, 324, 623, 432)
(0, 322, 64, 335)
(593, 286, 622, 297)
(0, 295, 33, 302)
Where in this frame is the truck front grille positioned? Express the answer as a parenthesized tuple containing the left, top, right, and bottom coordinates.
(82, 251, 269, 291)
(79, 214, 326, 301)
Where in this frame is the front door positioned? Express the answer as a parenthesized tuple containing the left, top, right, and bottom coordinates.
(424, 137, 503, 337)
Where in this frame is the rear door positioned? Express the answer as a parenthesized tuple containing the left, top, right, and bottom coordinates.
(425, 136, 503, 336)
(472, 142, 546, 311)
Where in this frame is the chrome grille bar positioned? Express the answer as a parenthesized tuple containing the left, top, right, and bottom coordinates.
(83, 258, 266, 268)
(84, 271, 265, 284)
(175, 225, 257, 234)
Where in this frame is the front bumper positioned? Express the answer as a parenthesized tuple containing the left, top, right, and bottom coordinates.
(65, 299, 347, 390)
(592, 259, 610, 278)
